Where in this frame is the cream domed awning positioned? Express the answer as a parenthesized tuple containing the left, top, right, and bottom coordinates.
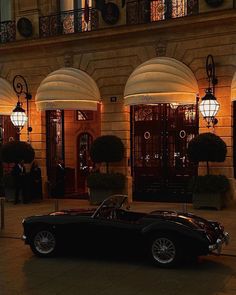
(231, 73, 236, 100)
(124, 57, 198, 105)
(36, 67, 100, 111)
(0, 78, 17, 115)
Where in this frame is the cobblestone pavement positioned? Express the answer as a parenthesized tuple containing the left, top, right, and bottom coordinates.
(0, 199, 236, 295)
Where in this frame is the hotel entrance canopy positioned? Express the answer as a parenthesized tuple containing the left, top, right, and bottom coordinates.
(35, 67, 100, 111)
(124, 57, 198, 105)
(0, 78, 17, 115)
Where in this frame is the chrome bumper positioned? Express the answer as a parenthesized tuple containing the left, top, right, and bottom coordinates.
(22, 234, 29, 244)
(209, 232, 230, 255)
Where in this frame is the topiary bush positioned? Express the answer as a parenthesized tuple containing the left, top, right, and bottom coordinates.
(187, 132, 227, 174)
(90, 135, 124, 173)
(1, 140, 35, 163)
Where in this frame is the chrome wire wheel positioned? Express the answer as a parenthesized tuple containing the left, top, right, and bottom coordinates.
(34, 230, 56, 255)
(151, 237, 176, 265)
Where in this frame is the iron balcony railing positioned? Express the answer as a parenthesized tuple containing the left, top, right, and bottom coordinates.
(0, 20, 16, 43)
(126, 0, 199, 25)
(0, 1, 199, 43)
(39, 8, 99, 38)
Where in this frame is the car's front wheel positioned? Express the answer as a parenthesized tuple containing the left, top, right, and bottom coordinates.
(150, 234, 182, 267)
(30, 228, 57, 257)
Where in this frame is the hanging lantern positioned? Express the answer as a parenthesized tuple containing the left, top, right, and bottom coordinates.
(10, 101, 28, 131)
(199, 88, 220, 127)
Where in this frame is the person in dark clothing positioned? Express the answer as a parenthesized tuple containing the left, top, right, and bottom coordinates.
(55, 160, 65, 198)
(29, 160, 42, 201)
(12, 160, 26, 204)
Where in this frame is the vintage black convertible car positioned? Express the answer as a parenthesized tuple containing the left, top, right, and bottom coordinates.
(22, 195, 229, 267)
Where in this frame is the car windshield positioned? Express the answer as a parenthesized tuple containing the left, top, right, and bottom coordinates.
(92, 195, 128, 218)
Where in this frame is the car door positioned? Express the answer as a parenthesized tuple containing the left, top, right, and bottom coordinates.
(87, 216, 143, 253)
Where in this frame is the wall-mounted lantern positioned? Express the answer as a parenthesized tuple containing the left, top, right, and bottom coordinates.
(199, 55, 220, 128)
(11, 75, 32, 140)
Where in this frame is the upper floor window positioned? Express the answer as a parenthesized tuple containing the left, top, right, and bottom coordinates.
(127, 0, 198, 25)
(0, 0, 15, 43)
(59, 0, 92, 11)
(58, 0, 92, 33)
(39, 0, 98, 37)
(151, 0, 187, 21)
(0, 0, 12, 22)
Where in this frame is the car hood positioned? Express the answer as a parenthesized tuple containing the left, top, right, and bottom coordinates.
(148, 210, 214, 230)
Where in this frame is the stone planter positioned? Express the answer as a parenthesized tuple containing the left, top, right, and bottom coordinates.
(192, 192, 228, 210)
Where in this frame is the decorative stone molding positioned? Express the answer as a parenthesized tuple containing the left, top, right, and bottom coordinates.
(64, 53, 74, 67)
(155, 39, 167, 57)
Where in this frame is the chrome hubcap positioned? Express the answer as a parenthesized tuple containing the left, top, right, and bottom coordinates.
(34, 230, 56, 254)
(152, 237, 176, 264)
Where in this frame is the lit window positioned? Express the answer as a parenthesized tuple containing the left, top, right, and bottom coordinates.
(76, 110, 93, 121)
(172, 0, 186, 18)
(151, 0, 187, 21)
(59, 0, 92, 33)
(151, 0, 166, 21)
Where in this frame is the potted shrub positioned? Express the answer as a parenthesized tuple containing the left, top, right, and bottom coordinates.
(187, 132, 230, 209)
(0, 141, 35, 201)
(87, 135, 125, 204)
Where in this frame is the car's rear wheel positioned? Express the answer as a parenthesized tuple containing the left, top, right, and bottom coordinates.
(150, 234, 182, 267)
(30, 228, 57, 257)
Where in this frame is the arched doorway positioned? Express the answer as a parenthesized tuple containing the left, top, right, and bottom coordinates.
(35, 67, 101, 198)
(77, 132, 93, 195)
(131, 103, 198, 201)
(124, 57, 199, 202)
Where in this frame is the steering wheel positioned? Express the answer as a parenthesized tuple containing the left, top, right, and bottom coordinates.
(97, 207, 114, 219)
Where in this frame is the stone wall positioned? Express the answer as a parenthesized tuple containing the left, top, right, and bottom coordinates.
(1, 2, 236, 199)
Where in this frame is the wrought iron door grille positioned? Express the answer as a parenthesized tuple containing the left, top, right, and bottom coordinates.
(131, 104, 198, 202)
